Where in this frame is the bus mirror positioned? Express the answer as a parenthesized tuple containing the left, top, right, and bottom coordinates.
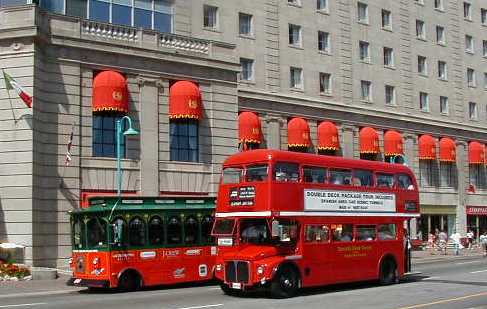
(271, 220, 279, 238)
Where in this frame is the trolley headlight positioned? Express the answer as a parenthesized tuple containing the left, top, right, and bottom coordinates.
(257, 265, 265, 275)
(93, 257, 100, 266)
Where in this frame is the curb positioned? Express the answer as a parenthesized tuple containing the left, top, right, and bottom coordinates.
(0, 288, 82, 300)
(413, 254, 484, 264)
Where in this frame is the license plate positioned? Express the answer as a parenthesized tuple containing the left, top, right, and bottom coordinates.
(231, 282, 242, 289)
(74, 278, 82, 284)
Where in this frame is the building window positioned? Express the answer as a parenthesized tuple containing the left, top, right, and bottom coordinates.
(239, 12, 253, 36)
(418, 55, 427, 75)
(290, 67, 303, 89)
(385, 85, 395, 105)
(41, 0, 65, 14)
(170, 119, 199, 162)
(467, 68, 476, 87)
(92, 113, 125, 158)
(440, 162, 454, 187)
(483, 40, 487, 57)
(317, 0, 328, 11)
(440, 96, 449, 114)
(436, 26, 445, 44)
(484, 73, 487, 89)
(383, 47, 394, 67)
(359, 41, 370, 62)
(464, 2, 472, 20)
(482, 8, 487, 25)
(465, 35, 474, 53)
(420, 92, 429, 111)
(240, 58, 254, 81)
(470, 165, 485, 189)
(203, 5, 218, 29)
(419, 160, 435, 187)
(416, 20, 425, 39)
(318, 31, 330, 53)
(357, 2, 368, 23)
(469, 102, 478, 120)
(360, 80, 372, 102)
(434, 0, 443, 10)
(289, 24, 302, 47)
(319, 72, 332, 95)
(66, 0, 87, 18)
(438, 61, 447, 80)
(381, 9, 391, 29)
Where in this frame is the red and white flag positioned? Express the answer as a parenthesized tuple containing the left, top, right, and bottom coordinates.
(3, 70, 32, 108)
(65, 124, 75, 166)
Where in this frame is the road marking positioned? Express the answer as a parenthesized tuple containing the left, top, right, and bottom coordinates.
(397, 291, 487, 309)
(0, 289, 80, 300)
(173, 304, 223, 309)
(470, 269, 487, 274)
(456, 261, 480, 265)
(0, 303, 45, 308)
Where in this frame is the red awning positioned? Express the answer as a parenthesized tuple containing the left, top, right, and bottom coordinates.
(384, 130, 404, 156)
(439, 137, 456, 162)
(359, 127, 380, 154)
(317, 121, 340, 151)
(169, 81, 203, 120)
(288, 117, 311, 147)
(418, 135, 436, 160)
(92, 70, 129, 113)
(238, 111, 262, 144)
(469, 141, 485, 164)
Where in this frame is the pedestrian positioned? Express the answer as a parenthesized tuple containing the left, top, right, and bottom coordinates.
(438, 230, 448, 255)
(480, 231, 487, 257)
(466, 229, 474, 249)
(428, 232, 435, 255)
(450, 231, 462, 255)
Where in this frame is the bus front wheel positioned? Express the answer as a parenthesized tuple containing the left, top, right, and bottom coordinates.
(270, 265, 299, 298)
(379, 258, 399, 285)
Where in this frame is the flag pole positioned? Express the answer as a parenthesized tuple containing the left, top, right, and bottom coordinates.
(2, 69, 17, 123)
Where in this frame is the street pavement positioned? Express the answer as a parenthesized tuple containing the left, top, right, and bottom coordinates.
(0, 250, 486, 309)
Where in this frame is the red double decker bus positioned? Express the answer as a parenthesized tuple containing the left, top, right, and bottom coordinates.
(212, 149, 419, 298)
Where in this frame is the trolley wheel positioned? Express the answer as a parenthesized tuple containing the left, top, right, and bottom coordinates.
(220, 283, 240, 296)
(270, 265, 299, 298)
(379, 258, 399, 285)
(118, 270, 141, 292)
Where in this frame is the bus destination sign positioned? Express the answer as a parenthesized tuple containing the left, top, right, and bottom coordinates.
(229, 186, 255, 206)
(304, 189, 396, 212)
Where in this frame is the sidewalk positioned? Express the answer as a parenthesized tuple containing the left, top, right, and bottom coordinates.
(0, 273, 81, 297)
(412, 247, 485, 262)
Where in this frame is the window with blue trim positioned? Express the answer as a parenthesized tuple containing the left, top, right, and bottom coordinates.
(89, 0, 110, 22)
(92, 113, 126, 158)
(0, 0, 29, 7)
(170, 119, 199, 162)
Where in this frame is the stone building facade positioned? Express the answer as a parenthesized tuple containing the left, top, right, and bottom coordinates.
(0, 1, 487, 267)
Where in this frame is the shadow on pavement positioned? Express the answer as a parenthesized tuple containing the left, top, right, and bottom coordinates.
(77, 279, 218, 294)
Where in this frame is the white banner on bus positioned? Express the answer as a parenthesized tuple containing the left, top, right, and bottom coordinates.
(304, 189, 396, 212)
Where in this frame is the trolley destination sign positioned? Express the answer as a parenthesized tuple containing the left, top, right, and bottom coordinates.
(304, 189, 396, 212)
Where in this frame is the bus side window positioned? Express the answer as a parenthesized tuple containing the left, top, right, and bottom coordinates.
(129, 217, 146, 247)
(246, 164, 269, 182)
(305, 225, 329, 242)
(330, 169, 352, 186)
(397, 174, 415, 190)
(332, 224, 353, 242)
(184, 216, 199, 244)
(201, 215, 214, 244)
(87, 218, 108, 247)
(377, 173, 394, 188)
(378, 224, 397, 240)
(354, 169, 373, 187)
(274, 162, 300, 182)
(111, 217, 126, 246)
(356, 225, 376, 241)
(303, 166, 327, 183)
(149, 216, 164, 245)
(167, 216, 182, 245)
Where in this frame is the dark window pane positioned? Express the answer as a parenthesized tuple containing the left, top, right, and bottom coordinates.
(93, 143, 103, 156)
(66, 0, 87, 18)
(184, 217, 198, 244)
(167, 217, 182, 245)
(170, 120, 199, 162)
(189, 150, 198, 162)
(170, 149, 178, 161)
(89, 0, 109, 22)
(188, 123, 198, 137)
(129, 217, 146, 247)
(180, 150, 189, 162)
(41, 0, 64, 13)
(179, 123, 188, 136)
(149, 216, 164, 245)
(179, 135, 189, 149)
(134, 8, 152, 29)
(112, 4, 132, 26)
(1, 0, 28, 7)
(154, 12, 172, 33)
(188, 136, 198, 150)
(93, 115, 102, 129)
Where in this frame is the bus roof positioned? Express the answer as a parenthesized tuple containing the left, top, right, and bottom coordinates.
(223, 149, 413, 174)
(70, 196, 216, 215)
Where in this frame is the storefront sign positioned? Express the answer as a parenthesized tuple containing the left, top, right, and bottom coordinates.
(304, 189, 396, 212)
(466, 206, 487, 215)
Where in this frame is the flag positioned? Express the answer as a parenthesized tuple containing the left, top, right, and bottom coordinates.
(3, 70, 32, 108)
(65, 124, 74, 166)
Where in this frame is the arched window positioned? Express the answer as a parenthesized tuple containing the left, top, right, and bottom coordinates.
(149, 216, 165, 245)
(167, 216, 182, 245)
(201, 215, 214, 244)
(129, 217, 146, 247)
(184, 216, 199, 244)
(86, 218, 107, 248)
(111, 217, 127, 246)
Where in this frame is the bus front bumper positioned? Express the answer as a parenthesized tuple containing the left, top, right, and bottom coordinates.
(67, 277, 110, 288)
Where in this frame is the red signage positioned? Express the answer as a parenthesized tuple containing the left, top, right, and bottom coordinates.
(466, 206, 487, 215)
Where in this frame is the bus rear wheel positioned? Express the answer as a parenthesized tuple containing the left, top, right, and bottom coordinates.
(270, 265, 299, 299)
(379, 258, 399, 285)
(118, 270, 141, 292)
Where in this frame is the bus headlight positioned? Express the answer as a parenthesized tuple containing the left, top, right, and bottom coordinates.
(93, 257, 100, 266)
(257, 265, 265, 275)
(216, 264, 222, 272)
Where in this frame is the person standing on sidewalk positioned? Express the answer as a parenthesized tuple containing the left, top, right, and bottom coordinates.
(480, 231, 487, 257)
(466, 229, 474, 249)
(438, 230, 448, 255)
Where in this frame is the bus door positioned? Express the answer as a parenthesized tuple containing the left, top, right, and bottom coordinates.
(302, 224, 332, 285)
(404, 220, 412, 273)
(354, 225, 378, 279)
(330, 224, 355, 282)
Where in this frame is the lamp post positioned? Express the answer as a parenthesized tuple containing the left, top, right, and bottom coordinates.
(116, 115, 139, 198)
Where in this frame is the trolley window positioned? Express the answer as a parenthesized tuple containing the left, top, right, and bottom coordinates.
(332, 224, 353, 242)
(148, 216, 164, 245)
(330, 169, 352, 186)
(129, 217, 146, 247)
(303, 166, 327, 183)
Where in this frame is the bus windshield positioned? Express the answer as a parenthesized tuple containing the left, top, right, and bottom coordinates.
(245, 164, 268, 182)
(222, 167, 243, 184)
(240, 219, 271, 244)
(86, 217, 108, 248)
(213, 218, 236, 235)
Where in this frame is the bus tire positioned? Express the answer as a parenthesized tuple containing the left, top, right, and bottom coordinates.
(118, 270, 142, 292)
(379, 257, 399, 285)
(270, 264, 300, 299)
(220, 283, 240, 296)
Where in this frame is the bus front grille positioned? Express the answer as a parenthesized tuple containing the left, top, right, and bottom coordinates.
(225, 261, 249, 283)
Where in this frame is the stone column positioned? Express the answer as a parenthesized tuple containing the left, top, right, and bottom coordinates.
(456, 141, 468, 234)
(341, 125, 355, 159)
(265, 115, 283, 149)
(138, 77, 161, 196)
